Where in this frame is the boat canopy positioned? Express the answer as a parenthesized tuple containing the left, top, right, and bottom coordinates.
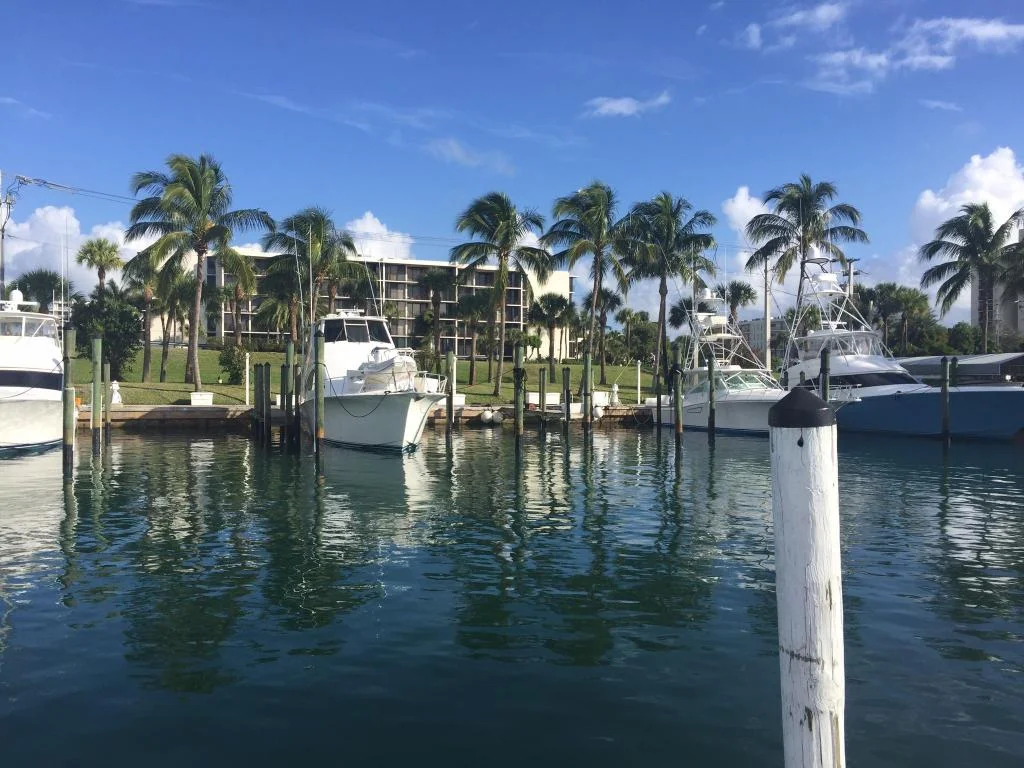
(322, 316, 392, 345)
(795, 330, 884, 361)
(0, 313, 59, 339)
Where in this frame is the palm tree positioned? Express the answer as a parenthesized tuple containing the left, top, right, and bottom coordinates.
(382, 300, 400, 327)
(218, 248, 257, 347)
(895, 286, 932, 356)
(450, 192, 551, 397)
(859, 281, 904, 346)
(529, 292, 571, 381)
(122, 249, 161, 381)
(582, 288, 623, 384)
(155, 265, 192, 383)
(260, 257, 303, 344)
(543, 181, 629, 362)
(254, 295, 291, 343)
(262, 206, 355, 320)
(919, 202, 1024, 353)
(76, 237, 123, 300)
(455, 290, 492, 385)
(12, 268, 76, 313)
(126, 153, 272, 391)
(716, 280, 758, 326)
(622, 192, 716, 388)
(418, 268, 454, 372)
(745, 174, 868, 312)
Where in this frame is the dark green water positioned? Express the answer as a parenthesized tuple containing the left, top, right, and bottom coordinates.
(0, 430, 1021, 767)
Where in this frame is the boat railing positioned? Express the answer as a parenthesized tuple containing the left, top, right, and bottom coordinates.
(827, 384, 862, 403)
(412, 371, 447, 394)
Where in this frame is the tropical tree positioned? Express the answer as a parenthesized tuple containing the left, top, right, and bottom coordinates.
(218, 249, 257, 347)
(614, 307, 649, 353)
(716, 280, 758, 326)
(382, 300, 401, 328)
(262, 206, 355, 318)
(529, 292, 571, 381)
(855, 282, 905, 346)
(745, 174, 868, 312)
(582, 288, 622, 384)
(260, 257, 303, 345)
(456, 290, 492, 385)
(418, 268, 454, 372)
(155, 265, 193, 383)
(76, 237, 124, 300)
(122, 249, 161, 381)
(450, 192, 551, 396)
(543, 181, 629, 362)
(12, 268, 77, 314)
(623, 192, 716, 388)
(126, 153, 272, 391)
(919, 202, 1024, 353)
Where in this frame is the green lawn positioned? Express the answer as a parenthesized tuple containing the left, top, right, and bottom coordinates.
(69, 348, 656, 407)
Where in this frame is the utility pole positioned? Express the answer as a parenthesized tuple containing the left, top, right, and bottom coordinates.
(0, 169, 13, 299)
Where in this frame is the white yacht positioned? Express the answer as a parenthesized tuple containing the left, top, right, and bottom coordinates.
(299, 311, 447, 452)
(656, 289, 786, 436)
(783, 265, 1024, 440)
(0, 289, 64, 454)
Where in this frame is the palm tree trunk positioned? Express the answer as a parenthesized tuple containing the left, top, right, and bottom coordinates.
(160, 314, 171, 383)
(289, 297, 299, 346)
(234, 290, 244, 348)
(588, 267, 600, 360)
(548, 322, 557, 382)
(142, 298, 153, 383)
(486, 317, 495, 383)
(98, 267, 106, 302)
(469, 330, 478, 385)
(188, 249, 206, 391)
(493, 294, 507, 398)
(599, 311, 608, 386)
(433, 294, 442, 374)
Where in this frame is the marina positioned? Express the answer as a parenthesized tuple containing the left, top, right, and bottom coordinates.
(1, 429, 1022, 766)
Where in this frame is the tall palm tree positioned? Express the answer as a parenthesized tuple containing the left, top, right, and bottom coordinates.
(456, 289, 492, 385)
(217, 248, 257, 347)
(122, 248, 161, 381)
(155, 265, 192, 383)
(919, 202, 1024, 353)
(418, 268, 454, 373)
(529, 292, 571, 382)
(716, 280, 758, 326)
(622, 192, 716, 388)
(12, 268, 76, 314)
(450, 192, 551, 397)
(745, 174, 868, 313)
(543, 181, 629, 362)
(896, 286, 932, 356)
(126, 153, 272, 391)
(262, 206, 355, 320)
(261, 257, 303, 344)
(76, 237, 124, 300)
(582, 287, 623, 385)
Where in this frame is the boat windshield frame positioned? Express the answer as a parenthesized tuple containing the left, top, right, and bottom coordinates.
(0, 313, 59, 339)
(795, 330, 885, 361)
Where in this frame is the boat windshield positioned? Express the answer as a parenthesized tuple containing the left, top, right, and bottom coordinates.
(0, 317, 24, 336)
(367, 320, 391, 344)
(797, 331, 883, 360)
(722, 371, 778, 390)
(25, 318, 58, 338)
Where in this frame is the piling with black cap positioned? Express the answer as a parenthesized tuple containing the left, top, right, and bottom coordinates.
(582, 350, 592, 432)
(314, 329, 325, 455)
(513, 343, 525, 440)
(707, 353, 716, 440)
(940, 355, 950, 441)
(768, 388, 845, 768)
(820, 346, 831, 403)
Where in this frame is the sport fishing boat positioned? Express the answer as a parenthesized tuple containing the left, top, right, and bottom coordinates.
(657, 288, 786, 436)
(299, 311, 447, 451)
(783, 264, 1024, 440)
(0, 289, 64, 454)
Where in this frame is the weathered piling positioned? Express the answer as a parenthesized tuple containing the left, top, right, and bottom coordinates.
(446, 350, 456, 438)
(672, 343, 683, 445)
(769, 388, 845, 768)
(950, 356, 959, 387)
(656, 377, 663, 434)
(314, 329, 325, 455)
(940, 355, 950, 441)
(582, 350, 592, 431)
(562, 366, 571, 436)
(102, 361, 112, 443)
(513, 343, 525, 439)
(253, 363, 264, 441)
(244, 352, 251, 406)
(62, 326, 76, 473)
(263, 363, 272, 443)
(636, 359, 642, 405)
(538, 366, 548, 431)
(283, 337, 294, 443)
(91, 337, 102, 454)
(293, 363, 303, 449)
(820, 346, 831, 403)
(707, 353, 716, 440)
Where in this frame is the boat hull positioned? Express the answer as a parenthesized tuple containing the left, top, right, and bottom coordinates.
(302, 390, 446, 451)
(0, 393, 63, 454)
(835, 386, 1024, 440)
(657, 391, 785, 436)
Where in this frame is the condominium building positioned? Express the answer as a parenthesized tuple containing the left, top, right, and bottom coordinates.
(970, 223, 1023, 338)
(205, 247, 577, 358)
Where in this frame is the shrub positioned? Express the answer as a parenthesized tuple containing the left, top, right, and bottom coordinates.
(71, 298, 143, 380)
(219, 345, 247, 385)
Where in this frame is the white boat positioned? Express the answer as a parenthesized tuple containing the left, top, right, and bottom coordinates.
(299, 311, 447, 452)
(783, 265, 1024, 440)
(657, 289, 786, 435)
(0, 289, 64, 454)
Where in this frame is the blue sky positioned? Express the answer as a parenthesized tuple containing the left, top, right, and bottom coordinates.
(4, 0, 1024, 322)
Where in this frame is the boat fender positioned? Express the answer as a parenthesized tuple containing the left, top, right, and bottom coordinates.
(480, 409, 493, 424)
(491, 411, 505, 425)
(593, 406, 604, 420)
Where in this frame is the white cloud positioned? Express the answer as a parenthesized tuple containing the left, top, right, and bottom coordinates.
(345, 211, 415, 262)
(739, 23, 762, 50)
(918, 98, 962, 112)
(696, 24, 708, 36)
(4, 206, 156, 293)
(0, 96, 50, 119)
(425, 137, 514, 175)
(898, 17, 1024, 61)
(772, 2, 848, 31)
(806, 48, 890, 94)
(710, 1, 724, 10)
(583, 90, 671, 117)
(722, 186, 769, 236)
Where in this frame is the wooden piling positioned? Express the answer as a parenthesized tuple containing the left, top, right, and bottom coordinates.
(293, 363, 303, 449)
(707, 353, 716, 440)
(562, 366, 571, 435)
(940, 355, 950, 441)
(673, 343, 683, 445)
(820, 346, 831, 403)
(102, 361, 111, 443)
(769, 389, 845, 768)
(62, 326, 76, 474)
(284, 337, 294, 443)
(254, 363, 263, 441)
(538, 366, 548, 431)
(950, 356, 959, 387)
(314, 330, 325, 455)
(446, 350, 456, 438)
(513, 343, 525, 439)
(582, 350, 592, 431)
(655, 377, 663, 434)
(91, 337, 102, 454)
(263, 363, 272, 443)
